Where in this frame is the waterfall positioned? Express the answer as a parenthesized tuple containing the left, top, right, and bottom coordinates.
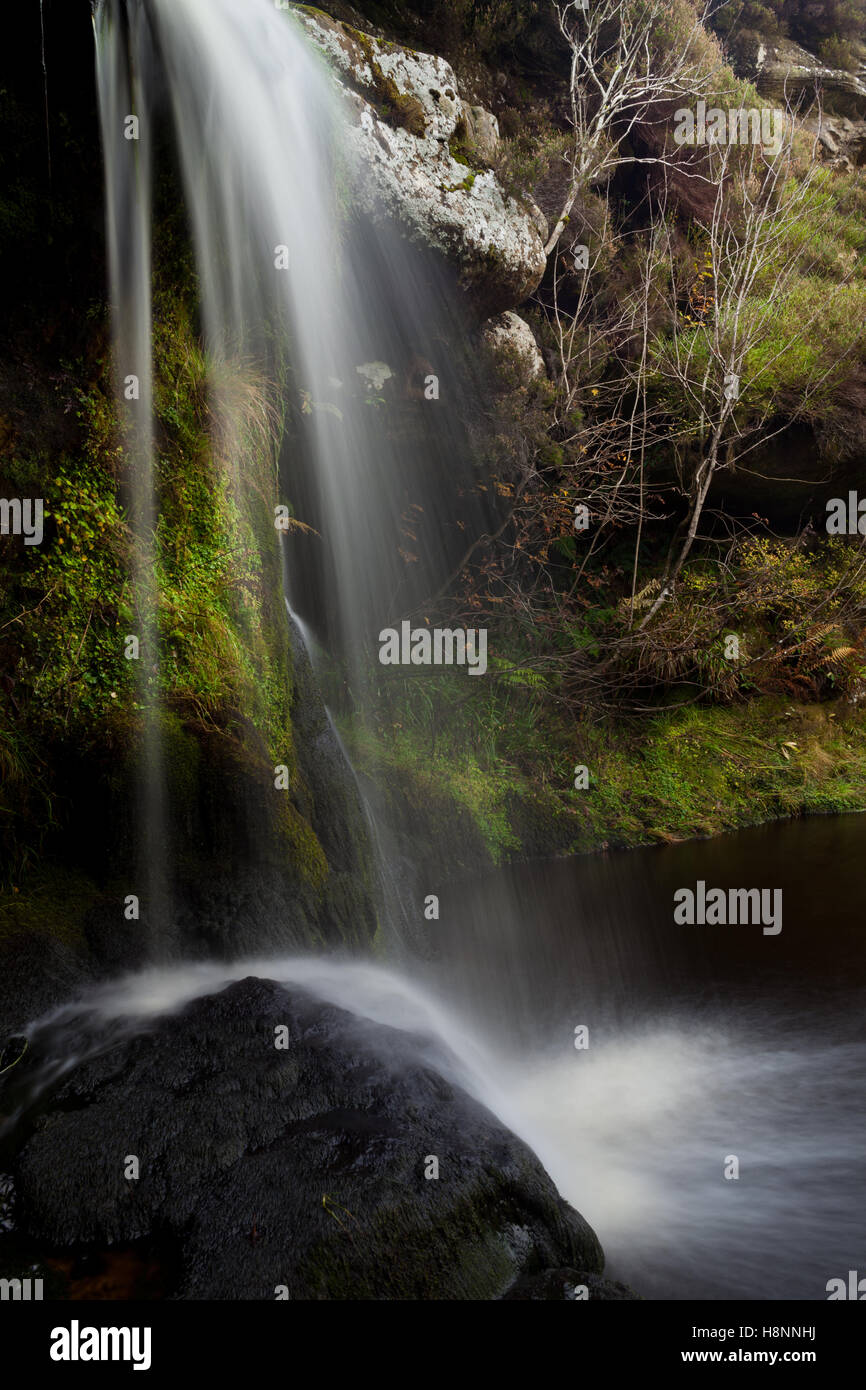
(96, 0, 493, 655)
(2, 0, 861, 1311)
(95, 1, 169, 949)
(3, 2, 862, 1305)
(92, 0, 495, 945)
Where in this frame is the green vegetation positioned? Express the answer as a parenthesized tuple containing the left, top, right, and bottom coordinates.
(150, 302, 295, 759)
(344, 660, 866, 870)
(0, 282, 303, 892)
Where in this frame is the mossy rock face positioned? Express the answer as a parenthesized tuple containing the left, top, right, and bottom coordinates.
(0, 148, 380, 983)
(389, 91, 427, 136)
(0, 639, 380, 1021)
(359, 759, 496, 881)
(7, 976, 604, 1299)
(83, 697, 377, 962)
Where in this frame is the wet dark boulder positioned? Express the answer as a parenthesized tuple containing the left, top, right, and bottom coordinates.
(503, 1267, 641, 1300)
(7, 975, 603, 1299)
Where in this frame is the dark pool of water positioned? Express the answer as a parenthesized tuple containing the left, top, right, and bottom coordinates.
(424, 813, 866, 1300)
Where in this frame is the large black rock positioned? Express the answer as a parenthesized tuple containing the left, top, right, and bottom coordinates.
(8, 975, 604, 1299)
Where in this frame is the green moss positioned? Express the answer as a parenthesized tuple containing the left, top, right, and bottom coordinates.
(340, 24, 428, 136)
(139, 297, 298, 781)
(443, 171, 476, 193)
(449, 116, 485, 173)
(277, 800, 329, 892)
(160, 707, 203, 806)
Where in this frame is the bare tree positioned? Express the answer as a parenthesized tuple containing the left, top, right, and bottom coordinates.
(545, 0, 722, 256)
(447, 108, 866, 710)
(546, 194, 673, 581)
(636, 122, 864, 627)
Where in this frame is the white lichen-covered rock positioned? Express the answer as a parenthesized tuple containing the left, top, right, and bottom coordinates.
(482, 311, 546, 382)
(294, 7, 546, 313)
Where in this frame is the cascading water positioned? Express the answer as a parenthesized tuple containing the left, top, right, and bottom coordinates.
(93, 0, 496, 944)
(100, 0, 494, 659)
(95, 2, 169, 949)
(6, 0, 860, 1305)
